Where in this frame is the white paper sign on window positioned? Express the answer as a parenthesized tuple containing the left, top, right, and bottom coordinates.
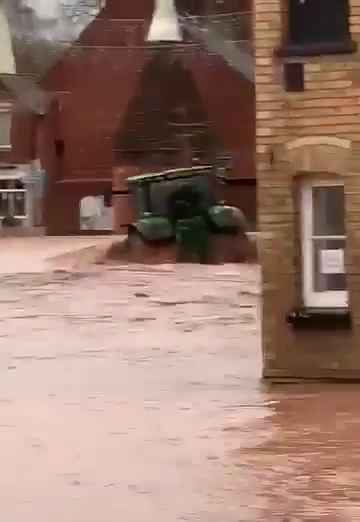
(320, 249, 345, 275)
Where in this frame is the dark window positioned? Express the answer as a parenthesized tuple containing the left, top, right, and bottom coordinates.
(176, 0, 205, 16)
(284, 63, 304, 92)
(278, 0, 355, 56)
(104, 191, 112, 207)
(15, 179, 24, 190)
(289, 0, 350, 46)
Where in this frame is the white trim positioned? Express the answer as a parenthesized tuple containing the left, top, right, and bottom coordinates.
(0, 216, 26, 220)
(312, 235, 346, 240)
(287, 136, 351, 151)
(0, 189, 26, 193)
(301, 179, 348, 308)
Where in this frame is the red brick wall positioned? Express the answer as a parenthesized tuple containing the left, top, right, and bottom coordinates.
(0, 106, 35, 166)
(189, 54, 255, 180)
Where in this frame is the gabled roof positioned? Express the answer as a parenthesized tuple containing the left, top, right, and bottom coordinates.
(4, 0, 102, 78)
(0, 1, 103, 114)
(0, 4, 47, 114)
(0, 74, 51, 114)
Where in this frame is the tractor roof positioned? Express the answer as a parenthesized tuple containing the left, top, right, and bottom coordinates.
(127, 165, 213, 186)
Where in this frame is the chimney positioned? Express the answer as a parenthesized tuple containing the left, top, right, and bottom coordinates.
(147, 0, 182, 42)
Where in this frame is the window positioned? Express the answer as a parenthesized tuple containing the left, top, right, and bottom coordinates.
(0, 178, 26, 220)
(301, 180, 348, 308)
(278, 0, 354, 56)
(289, 0, 349, 45)
(0, 106, 12, 150)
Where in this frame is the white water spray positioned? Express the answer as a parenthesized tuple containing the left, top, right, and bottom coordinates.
(179, 12, 254, 83)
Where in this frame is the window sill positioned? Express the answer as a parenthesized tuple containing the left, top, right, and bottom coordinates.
(276, 40, 357, 58)
(287, 307, 351, 330)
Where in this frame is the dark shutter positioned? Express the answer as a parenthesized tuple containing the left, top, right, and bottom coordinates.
(284, 63, 304, 92)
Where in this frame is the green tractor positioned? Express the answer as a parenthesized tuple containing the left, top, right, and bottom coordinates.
(126, 165, 249, 262)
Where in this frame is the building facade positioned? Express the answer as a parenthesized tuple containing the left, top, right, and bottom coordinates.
(0, 87, 45, 232)
(0, 1, 43, 231)
(0, 0, 103, 232)
(38, 0, 255, 234)
(256, 0, 360, 379)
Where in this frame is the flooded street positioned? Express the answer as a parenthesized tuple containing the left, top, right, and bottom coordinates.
(0, 239, 358, 521)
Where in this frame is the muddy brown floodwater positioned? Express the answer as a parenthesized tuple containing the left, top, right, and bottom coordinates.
(0, 241, 358, 521)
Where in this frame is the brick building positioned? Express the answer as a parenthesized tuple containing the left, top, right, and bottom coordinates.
(0, 2, 45, 231)
(0, 0, 103, 232)
(37, 0, 255, 234)
(256, 0, 360, 379)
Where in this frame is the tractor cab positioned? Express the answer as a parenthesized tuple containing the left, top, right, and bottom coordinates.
(127, 165, 246, 243)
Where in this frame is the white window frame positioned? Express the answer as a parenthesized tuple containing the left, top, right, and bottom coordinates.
(0, 188, 27, 220)
(0, 103, 12, 151)
(301, 178, 348, 309)
(0, 174, 28, 223)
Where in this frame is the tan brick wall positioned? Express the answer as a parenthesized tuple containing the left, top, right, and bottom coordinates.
(255, 0, 360, 379)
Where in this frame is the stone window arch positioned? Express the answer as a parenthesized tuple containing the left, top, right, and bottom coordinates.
(285, 136, 351, 177)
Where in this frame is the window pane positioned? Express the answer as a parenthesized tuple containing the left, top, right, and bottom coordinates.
(0, 112, 11, 147)
(313, 185, 345, 236)
(0, 192, 10, 217)
(313, 239, 346, 292)
(289, 0, 349, 45)
(0, 191, 26, 217)
(13, 192, 26, 216)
